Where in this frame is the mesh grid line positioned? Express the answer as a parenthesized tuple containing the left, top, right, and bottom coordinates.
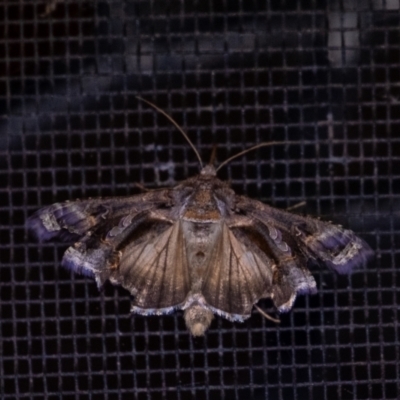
(1, 0, 399, 399)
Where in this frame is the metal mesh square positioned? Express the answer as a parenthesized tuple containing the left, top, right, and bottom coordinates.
(1, 0, 398, 399)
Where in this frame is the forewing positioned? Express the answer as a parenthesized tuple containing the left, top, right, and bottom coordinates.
(201, 223, 274, 319)
(237, 196, 373, 274)
(27, 190, 171, 242)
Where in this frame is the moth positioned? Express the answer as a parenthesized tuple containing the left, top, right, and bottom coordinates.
(28, 99, 373, 336)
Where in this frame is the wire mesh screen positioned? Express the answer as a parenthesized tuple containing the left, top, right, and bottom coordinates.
(1, 0, 398, 399)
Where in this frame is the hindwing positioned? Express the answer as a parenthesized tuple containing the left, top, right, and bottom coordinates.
(201, 223, 274, 319)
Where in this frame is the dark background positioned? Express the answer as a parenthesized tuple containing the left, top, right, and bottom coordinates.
(1, 0, 399, 399)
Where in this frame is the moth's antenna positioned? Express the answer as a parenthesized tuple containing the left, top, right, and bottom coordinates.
(136, 96, 204, 168)
(215, 141, 298, 173)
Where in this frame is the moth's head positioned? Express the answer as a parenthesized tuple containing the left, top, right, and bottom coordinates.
(200, 164, 217, 177)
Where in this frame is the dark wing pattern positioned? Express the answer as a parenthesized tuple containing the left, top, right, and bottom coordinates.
(59, 209, 156, 278)
(27, 191, 172, 242)
(238, 197, 373, 273)
(202, 223, 274, 319)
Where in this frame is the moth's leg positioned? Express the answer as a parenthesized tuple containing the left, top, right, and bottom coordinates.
(133, 183, 152, 192)
(286, 201, 306, 212)
(133, 183, 171, 193)
(146, 210, 176, 224)
(254, 304, 280, 324)
(41, 0, 62, 17)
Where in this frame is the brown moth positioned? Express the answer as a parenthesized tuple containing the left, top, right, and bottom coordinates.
(28, 99, 373, 336)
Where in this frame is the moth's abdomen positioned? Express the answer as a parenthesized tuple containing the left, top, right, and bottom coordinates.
(184, 305, 214, 336)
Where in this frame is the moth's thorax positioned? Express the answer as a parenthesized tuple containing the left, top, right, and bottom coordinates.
(183, 188, 222, 221)
(173, 172, 235, 222)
